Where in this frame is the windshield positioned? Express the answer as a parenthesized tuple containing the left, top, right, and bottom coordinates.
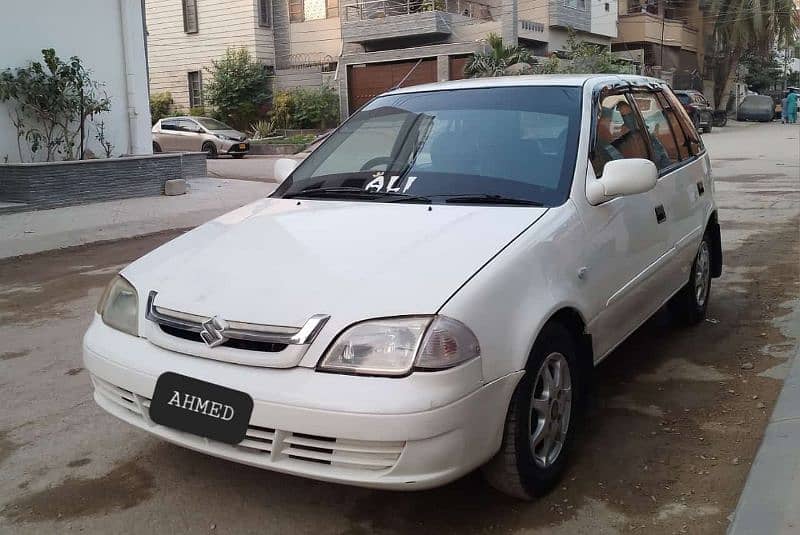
(195, 117, 233, 130)
(272, 86, 582, 206)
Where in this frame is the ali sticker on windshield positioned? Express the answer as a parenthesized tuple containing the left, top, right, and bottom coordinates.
(364, 171, 417, 194)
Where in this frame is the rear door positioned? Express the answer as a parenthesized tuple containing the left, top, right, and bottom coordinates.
(631, 89, 708, 297)
(157, 119, 181, 151)
(581, 91, 670, 357)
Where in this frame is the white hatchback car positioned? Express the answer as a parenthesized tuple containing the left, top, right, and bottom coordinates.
(85, 75, 721, 499)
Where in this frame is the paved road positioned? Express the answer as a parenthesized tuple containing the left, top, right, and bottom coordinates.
(1, 122, 798, 534)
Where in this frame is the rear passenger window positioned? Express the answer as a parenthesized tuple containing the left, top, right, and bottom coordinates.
(664, 90, 704, 156)
(632, 93, 681, 170)
(657, 92, 690, 161)
(592, 94, 651, 177)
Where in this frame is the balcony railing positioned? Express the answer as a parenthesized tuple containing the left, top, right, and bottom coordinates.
(520, 19, 545, 33)
(343, 0, 493, 23)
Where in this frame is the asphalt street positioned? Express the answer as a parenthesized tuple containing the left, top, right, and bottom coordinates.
(0, 121, 798, 534)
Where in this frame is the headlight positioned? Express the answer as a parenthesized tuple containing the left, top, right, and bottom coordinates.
(215, 133, 231, 140)
(318, 316, 480, 376)
(97, 275, 139, 336)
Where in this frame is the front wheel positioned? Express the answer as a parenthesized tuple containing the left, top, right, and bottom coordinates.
(483, 323, 582, 499)
(202, 142, 218, 159)
(669, 234, 712, 325)
(703, 123, 713, 134)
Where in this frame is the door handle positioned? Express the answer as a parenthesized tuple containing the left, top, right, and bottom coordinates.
(655, 205, 667, 224)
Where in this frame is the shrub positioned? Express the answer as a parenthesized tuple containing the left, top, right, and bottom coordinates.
(204, 47, 271, 129)
(272, 87, 339, 129)
(189, 106, 206, 116)
(250, 119, 276, 140)
(150, 91, 173, 124)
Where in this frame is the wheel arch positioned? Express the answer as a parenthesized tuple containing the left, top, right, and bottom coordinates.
(529, 307, 594, 386)
(706, 210, 722, 278)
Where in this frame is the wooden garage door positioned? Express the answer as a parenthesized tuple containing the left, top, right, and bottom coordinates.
(449, 55, 471, 80)
(347, 58, 437, 114)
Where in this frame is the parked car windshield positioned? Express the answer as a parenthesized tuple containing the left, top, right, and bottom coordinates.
(272, 86, 582, 206)
(194, 117, 233, 130)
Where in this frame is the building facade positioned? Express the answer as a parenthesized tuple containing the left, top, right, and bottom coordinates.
(146, 0, 623, 117)
(0, 0, 151, 162)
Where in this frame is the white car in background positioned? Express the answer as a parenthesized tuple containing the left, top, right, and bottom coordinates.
(85, 75, 721, 499)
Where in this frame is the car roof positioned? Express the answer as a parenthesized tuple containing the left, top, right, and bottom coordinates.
(383, 74, 665, 97)
(161, 116, 213, 121)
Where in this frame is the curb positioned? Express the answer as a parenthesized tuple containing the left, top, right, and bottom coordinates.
(728, 343, 800, 534)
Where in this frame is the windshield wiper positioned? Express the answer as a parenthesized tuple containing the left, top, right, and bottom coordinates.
(283, 187, 384, 199)
(442, 194, 545, 206)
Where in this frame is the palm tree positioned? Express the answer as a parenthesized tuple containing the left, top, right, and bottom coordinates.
(465, 33, 533, 78)
(710, 0, 798, 110)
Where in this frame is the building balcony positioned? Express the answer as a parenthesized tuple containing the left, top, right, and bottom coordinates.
(615, 12, 698, 52)
(341, 0, 494, 43)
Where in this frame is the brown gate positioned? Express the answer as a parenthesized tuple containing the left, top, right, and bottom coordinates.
(347, 58, 437, 113)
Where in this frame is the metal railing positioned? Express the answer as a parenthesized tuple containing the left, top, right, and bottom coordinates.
(343, 0, 493, 23)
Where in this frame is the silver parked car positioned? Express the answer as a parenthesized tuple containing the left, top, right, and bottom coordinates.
(152, 117, 250, 159)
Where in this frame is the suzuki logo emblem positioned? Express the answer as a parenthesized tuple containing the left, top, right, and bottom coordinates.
(200, 316, 229, 348)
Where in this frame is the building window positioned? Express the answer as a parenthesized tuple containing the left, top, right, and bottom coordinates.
(182, 0, 199, 33)
(188, 71, 203, 108)
(258, 0, 271, 26)
(288, 0, 335, 21)
(564, 0, 586, 9)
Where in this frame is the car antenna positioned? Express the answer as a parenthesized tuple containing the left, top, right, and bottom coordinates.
(390, 59, 424, 91)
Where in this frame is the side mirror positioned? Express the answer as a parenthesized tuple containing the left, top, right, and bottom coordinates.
(274, 158, 299, 182)
(586, 158, 658, 205)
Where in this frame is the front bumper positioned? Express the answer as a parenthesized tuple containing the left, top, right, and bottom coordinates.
(219, 140, 249, 154)
(83, 320, 521, 490)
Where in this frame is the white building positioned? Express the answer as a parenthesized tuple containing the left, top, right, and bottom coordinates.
(0, 0, 151, 162)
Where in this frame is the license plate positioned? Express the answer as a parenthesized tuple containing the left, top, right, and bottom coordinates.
(149, 372, 253, 444)
(239, 143, 246, 150)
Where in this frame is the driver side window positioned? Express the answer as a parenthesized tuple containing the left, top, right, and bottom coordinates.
(591, 94, 650, 177)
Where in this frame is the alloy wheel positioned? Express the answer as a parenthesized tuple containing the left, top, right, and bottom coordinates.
(529, 352, 572, 468)
(695, 241, 711, 307)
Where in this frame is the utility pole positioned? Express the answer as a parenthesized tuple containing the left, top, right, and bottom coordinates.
(659, 0, 667, 67)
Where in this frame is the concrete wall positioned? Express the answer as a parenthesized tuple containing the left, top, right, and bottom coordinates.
(289, 17, 342, 59)
(0, 0, 151, 163)
(591, 0, 618, 38)
(146, 0, 274, 109)
(0, 153, 206, 211)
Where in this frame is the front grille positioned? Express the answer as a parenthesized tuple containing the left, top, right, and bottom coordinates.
(93, 375, 405, 473)
(158, 324, 288, 353)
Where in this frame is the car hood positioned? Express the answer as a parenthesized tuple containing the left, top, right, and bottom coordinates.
(211, 129, 246, 140)
(123, 198, 547, 328)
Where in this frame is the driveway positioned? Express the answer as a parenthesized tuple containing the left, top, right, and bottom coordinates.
(0, 121, 798, 534)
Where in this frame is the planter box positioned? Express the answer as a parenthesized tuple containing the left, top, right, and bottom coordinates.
(0, 152, 206, 212)
(249, 144, 306, 155)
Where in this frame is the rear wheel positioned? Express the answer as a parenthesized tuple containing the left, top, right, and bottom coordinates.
(483, 323, 582, 499)
(669, 233, 712, 326)
(202, 142, 218, 159)
(152, 141, 162, 153)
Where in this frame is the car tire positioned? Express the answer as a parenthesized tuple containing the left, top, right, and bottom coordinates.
(232, 154, 245, 159)
(669, 232, 712, 326)
(153, 142, 162, 153)
(692, 113, 701, 131)
(203, 142, 218, 159)
(703, 123, 712, 134)
(483, 323, 582, 500)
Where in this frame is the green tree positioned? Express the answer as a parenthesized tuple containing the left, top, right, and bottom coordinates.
(0, 49, 110, 161)
(465, 33, 533, 77)
(741, 51, 783, 93)
(557, 32, 633, 74)
(204, 48, 272, 129)
(710, 0, 798, 110)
